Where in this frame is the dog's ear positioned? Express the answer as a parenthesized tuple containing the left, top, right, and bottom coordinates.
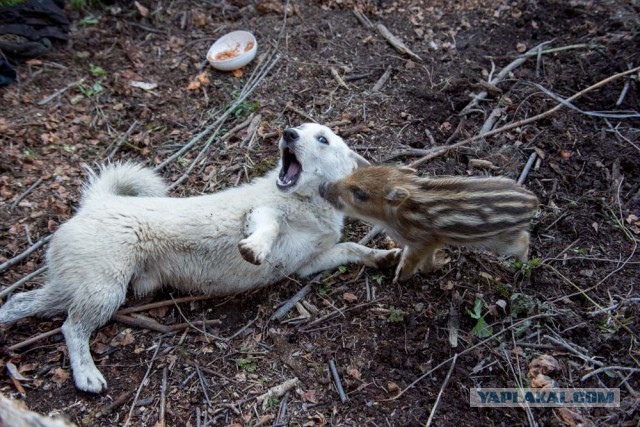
(385, 186, 410, 206)
(350, 152, 371, 170)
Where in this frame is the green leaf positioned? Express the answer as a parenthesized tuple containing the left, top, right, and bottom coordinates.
(472, 318, 494, 338)
(466, 298, 483, 319)
(89, 64, 107, 77)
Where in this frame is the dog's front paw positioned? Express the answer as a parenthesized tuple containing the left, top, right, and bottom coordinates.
(238, 238, 270, 265)
(74, 365, 107, 393)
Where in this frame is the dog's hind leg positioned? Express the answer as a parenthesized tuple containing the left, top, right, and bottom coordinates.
(296, 243, 401, 277)
(62, 284, 127, 393)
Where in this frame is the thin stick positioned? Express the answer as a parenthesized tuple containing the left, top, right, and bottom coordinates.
(517, 152, 538, 185)
(329, 360, 347, 403)
(461, 41, 551, 115)
(410, 66, 640, 168)
(376, 24, 422, 61)
(383, 313, 554, 401)
(107, 120, 139, 161)
(8, 327, 62, 352)
(272, 275, 322, 321)
(285, 103, 317, 123)
(256, 378, 299, 409)
(0, 235, 52, 273)
(358, 226, 382, 246)
(97, 389, 136, 418)
(372, 66, 393, 92)
(158, 367, 168, 427)
(196, 365, 213, 408)
(615, 77, 630, 107)
(352, 9, 373, 29)
(425, 353, 458, 427)
(123, 340, 163, 427)
(116, 295, 217, 315)
(37, 78, 86, 105)
(581, 366, 640, 382)
(0, 266, 47, 299)
(521, 43, 603, 57)
(330, 67, 349, 90)
(10, 177, 43, 210)
(111, 313, 172, 334)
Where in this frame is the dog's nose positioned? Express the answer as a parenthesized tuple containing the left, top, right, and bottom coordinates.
(283, 128, 299, 144)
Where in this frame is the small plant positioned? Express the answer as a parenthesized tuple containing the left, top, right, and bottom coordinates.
(372, 273, 384, 286)
(77, 16, 100, 26)
(230, 90, 260, 118)
(237, 356, 257, 372)
(316, 282, 332, 297)
(89, 64, 107, 77)
(337, 265, 348, 274)
(466, 298, 494, 338)
(78, 81, 103, 98)
(513, 257, 541, 278)
(387, 306, 404, 323)
(265, 396, 279, 409)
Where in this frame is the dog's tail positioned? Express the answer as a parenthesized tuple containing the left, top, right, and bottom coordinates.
(81, 162, 168, 205)
(0, 288, 65, 324)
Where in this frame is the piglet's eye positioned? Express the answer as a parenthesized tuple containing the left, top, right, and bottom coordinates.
(317, 136, 329, 145)
(351, 187, 369, 202)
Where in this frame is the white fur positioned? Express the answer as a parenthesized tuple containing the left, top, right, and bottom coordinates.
(0, 123, 400, 393)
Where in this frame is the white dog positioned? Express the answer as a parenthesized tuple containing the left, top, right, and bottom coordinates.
(0, 123, 400, 393)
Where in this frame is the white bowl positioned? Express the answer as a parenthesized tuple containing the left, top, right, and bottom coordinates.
(207, 30, 258, 71)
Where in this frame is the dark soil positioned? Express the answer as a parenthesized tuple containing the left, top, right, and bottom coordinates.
(1, 0, 639, 426)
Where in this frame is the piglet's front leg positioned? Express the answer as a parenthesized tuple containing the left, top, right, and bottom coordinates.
(238, 206, 281, 265)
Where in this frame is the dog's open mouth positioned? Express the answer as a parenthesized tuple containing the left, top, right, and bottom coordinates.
(277, 148, 302, 190)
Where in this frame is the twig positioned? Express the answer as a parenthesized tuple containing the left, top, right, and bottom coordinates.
(521, 43, 603, 57)
(8, 327, 62, 352)
(97, 389, 136, 418)
(517, 152, 538, 185)
(116, 295, 217, 315)
(615, 76, 631, 107)
(0, 235, 52, 273)
(352, 9, 373, 29)
(383, 313, 554, 401)
(425, 353, 458, 427)
(37, 78, 86, 105)
(330, 67, 349, 90)
(588, 298, 640, 317)
(256, 377, 299, 410)
(10, 177, 43, 210)
(410, 66, 640, 168)
(107, 120, 139, 161)
(328, 360, 347, 403)
(371, 66, 393, 92)
(543, 335, 603, 366)
(272, 275, 322, 321)
(480, 107, 503, 135)
(461, 41, 551, 116)
(195, 365, 213, 408)
(111, 313, 172, 334)
(376, 24, 422, 62)
(581, 366, 640, 382)
(533, 83, 640, 119)
(358, 226, 382, 246)
(158, 367, 168, 427)
(123, 340, 163, 427)
(0, 266, 48, 299)
(285, 103, 317, 123)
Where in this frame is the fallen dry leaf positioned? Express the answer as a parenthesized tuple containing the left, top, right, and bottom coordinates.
(347, 368, 361, 380)
(387, 382, 400, 393)
(528, 354, 560, 379)
(303, 389, 318, 403)
(134, 1, 149, 17)
(516, 42, 527, 52)
(557, 407, 588, 426)
(187, 80, 201, 91)
(50, 367, 70, 385)
(232, 68, 244, 78)
(342, 292, 358, 302)
(530, 373, 557, 389)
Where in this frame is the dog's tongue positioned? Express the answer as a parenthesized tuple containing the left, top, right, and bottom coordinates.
(286, 161, 301, 181)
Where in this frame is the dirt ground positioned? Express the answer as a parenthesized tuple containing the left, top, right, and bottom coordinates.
(1, 0, 639, 425)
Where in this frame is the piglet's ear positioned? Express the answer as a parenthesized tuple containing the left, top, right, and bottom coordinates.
(399, 167, 416, 175)
(350, 151, 371, 170)
(385, 187, 410, 206)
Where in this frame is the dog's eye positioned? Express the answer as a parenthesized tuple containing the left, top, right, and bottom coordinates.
(351, 187, 368, 202)
(317, 136, 329, 145)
